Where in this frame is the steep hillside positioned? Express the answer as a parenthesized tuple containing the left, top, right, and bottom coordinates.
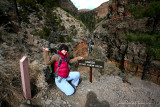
(92, 0, 160, 84)
(0, 0, 89, 106)
(58, 0, 78, 16)
(53, 7, 89, 40)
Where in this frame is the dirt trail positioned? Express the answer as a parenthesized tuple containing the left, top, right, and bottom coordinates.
(33, 74, 160, 107)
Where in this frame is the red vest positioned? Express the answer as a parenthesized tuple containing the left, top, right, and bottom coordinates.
(53, 51, 69, 78)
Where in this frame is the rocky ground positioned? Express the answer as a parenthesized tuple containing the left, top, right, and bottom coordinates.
(0, 28, 160, 107)
(27, 72, 160, 107)
(20, 61, 160, 107)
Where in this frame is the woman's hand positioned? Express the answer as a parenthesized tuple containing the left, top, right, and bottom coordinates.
(42, 47, 49, 51)
(79, 56, 84, 60)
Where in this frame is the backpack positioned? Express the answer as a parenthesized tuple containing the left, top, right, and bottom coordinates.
(43, 54, 66, 81)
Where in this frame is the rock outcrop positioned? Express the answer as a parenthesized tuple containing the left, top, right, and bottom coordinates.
(93, 0, 160, 84)
(93, 1, 110, 18)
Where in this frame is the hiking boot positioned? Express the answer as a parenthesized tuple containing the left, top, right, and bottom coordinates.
(78, 78, 82, 85)
(72, 84, 77, 90)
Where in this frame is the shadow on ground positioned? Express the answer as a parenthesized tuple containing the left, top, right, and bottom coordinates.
(85, 91, 110, 107)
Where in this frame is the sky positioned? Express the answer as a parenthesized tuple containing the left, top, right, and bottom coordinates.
(71, 0, 109, 10)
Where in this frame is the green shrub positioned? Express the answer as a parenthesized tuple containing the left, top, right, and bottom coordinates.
(19, 9, 30, 23)
(126, 1, 160, 34)
(42, 26, 50, 36)
(125, 5, 145, 18)
(80, 23, 83, 27)
(59, 35, 65, 43)
(42, 0, 59, 9)
(38, 26, 51, 40)
(71, 29, 77, 36)
(60, 25, 65, 31)
(66, 19, 69, 22)
(77, 11, 96, 31)
(36, 12, 42, 20)
(56, 18, 62, 26)
(45, 10, 62, 27)
(31, 29, 39, 35)
(66, 13, 70, 17)
(66, 36, 72, 43)
(121, 33, 160, 59)
(17, 0, 39, 11)
(71, 25, 76, 29)
(17, 0, 40, 23)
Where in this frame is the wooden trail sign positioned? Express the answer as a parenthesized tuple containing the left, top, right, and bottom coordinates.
(78, 59, 104, 69)
(78, 59, 104, 83)
(20, 56, 31, 99)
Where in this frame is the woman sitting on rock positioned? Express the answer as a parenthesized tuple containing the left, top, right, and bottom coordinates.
(43, 44, 84, 96)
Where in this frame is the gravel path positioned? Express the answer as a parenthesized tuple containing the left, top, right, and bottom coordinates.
(39, 75, 160, 107)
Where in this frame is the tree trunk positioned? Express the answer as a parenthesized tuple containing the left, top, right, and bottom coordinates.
(151, 17, 159, 34)
(141, 54, 151, 80)
(135, 66, 138, 75)
(13, 0, 20, 24)
(120, 41, 128, 71)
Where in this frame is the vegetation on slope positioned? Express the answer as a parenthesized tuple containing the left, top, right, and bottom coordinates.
(123, 0, 160, 79)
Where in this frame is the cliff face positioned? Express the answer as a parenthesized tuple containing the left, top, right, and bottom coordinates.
(93, 2, 109, 18)
(93, 17, 160, 84)
(91, 0, 128, 19)
(92, 0, 160, 84)
(94, 16, 149, 63)
(108, 0, 128, 17)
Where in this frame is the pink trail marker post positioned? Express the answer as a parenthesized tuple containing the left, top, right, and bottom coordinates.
(20, 56, 31, 99)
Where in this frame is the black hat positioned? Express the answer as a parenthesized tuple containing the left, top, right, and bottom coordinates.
(59, 44, 69, 51)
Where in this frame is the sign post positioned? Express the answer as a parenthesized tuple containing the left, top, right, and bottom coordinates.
(78, 59, 104, 83)
(90, 67, 92, 83)
(20, 56, 31, 99)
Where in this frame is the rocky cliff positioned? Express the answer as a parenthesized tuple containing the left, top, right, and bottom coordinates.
(92, 0, 160, 84)
(93, 1, 110, 18)
(91, 0, 128, 19)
